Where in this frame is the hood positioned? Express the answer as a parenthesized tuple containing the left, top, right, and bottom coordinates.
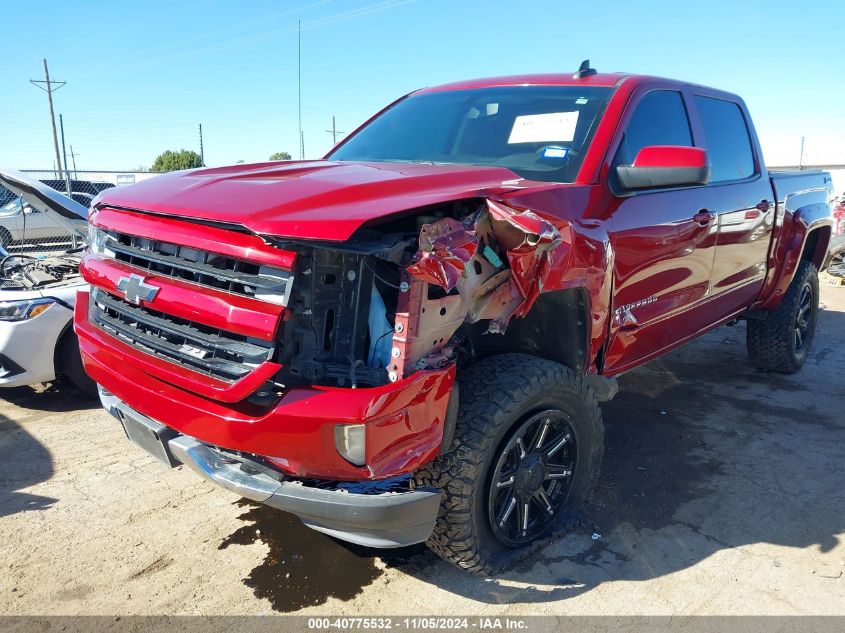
(0, 166, 89, 222)
(0, 280, 85, 301)
(95, 161, 526, 241)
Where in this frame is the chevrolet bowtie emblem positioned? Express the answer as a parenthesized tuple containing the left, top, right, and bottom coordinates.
(117, 273, 160, 304)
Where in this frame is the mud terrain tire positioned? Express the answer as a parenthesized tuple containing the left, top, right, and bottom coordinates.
(747, 260, 819, 374)
(414, 353, 604, 575)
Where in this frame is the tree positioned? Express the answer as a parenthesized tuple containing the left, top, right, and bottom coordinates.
(151, 149, 203, 173)
(269, 151, 291, 161)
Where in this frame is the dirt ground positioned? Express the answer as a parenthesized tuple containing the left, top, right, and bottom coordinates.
(1, 284, 843, 617)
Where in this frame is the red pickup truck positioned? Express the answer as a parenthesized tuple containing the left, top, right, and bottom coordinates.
(76, 64, 836, 574)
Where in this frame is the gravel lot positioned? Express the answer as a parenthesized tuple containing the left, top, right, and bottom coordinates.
(1, 284, 843, 616)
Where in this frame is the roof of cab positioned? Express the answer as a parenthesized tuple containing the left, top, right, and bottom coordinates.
(415, 72, 744, 106)
(417, 72, 632, 93)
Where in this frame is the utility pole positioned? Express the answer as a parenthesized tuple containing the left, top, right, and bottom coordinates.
(70, 145, 79, 179)
(199, 123, 205, 166)
(325, 116, 345, 145)
(298, 20, 304, 159)
(799, 136, 805, 171)
(59, 114, 71, 195)
(30, 59, 66, 182)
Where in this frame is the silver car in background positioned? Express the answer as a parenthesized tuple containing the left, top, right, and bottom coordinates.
(0, 167, 94, 394)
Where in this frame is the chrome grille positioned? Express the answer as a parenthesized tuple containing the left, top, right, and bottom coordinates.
(91, 227, 292, 305)
(90, 289, 274, 382)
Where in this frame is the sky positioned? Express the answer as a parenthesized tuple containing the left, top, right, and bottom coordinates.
(1, 0, 843, 173)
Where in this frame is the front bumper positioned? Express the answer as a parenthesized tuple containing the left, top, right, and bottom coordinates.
(75, 290, 455, 480)
(100, 388, 441, 548)
(0, 302, 72, 387)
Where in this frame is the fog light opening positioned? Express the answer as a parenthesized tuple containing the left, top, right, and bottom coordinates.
(334, 423, 366, 466)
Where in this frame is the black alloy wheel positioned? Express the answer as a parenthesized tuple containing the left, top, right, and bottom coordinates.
(488, 409, 577, 546)
(793, 282, 814, 353)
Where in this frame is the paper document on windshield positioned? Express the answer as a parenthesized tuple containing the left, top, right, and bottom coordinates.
(507, 111, 579, 144)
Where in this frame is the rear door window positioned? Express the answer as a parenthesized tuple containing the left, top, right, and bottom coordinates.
(694, 96, 755, 182)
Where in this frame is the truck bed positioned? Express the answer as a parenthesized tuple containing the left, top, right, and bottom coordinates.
(769, 169, 834, 203)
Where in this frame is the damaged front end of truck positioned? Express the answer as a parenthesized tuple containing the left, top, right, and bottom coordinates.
(276, 198, 567, 394)
(78, 190, 576, 547)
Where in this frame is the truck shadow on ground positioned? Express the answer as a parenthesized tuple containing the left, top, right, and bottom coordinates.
(0, 383, 98, 413)
(0, 414, 56, 517)
(0, 384, 96, 518)
(222, 307, 845, 611)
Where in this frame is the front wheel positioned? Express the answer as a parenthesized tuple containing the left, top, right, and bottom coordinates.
(58, 331, 98, 397)
(747, 260, 819, 373)
(414, 354, 604, 575)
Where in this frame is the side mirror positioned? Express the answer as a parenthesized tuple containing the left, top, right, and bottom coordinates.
(616, 146, 710, 190)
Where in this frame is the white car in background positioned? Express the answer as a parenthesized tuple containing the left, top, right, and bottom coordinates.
(0, 167, 94, 395)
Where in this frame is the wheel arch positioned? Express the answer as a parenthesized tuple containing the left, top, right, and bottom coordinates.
(757, 201, 832, 310)
(457, 287, 591, 374)
(802, 224, 831, 269)
(52, 319, 75, 377)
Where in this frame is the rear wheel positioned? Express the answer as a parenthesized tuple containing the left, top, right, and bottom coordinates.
(0, 228, 12, 250)
(414, 354, 604, 574)
(747, 260, 819, 373)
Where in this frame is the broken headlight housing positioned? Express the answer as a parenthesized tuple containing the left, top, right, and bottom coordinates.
(0, 298, 54, 321)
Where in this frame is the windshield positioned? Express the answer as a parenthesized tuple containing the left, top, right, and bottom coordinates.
(328, 86, 613, 183)
(1, 199, 20, 212)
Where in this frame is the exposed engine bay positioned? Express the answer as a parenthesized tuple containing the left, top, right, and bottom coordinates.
(276, 198, 567, 388)
(0, 167, 89, 292)
(0, 254, 83, 290)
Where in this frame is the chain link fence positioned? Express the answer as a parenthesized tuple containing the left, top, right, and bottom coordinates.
(0, 169, 160, 258)
(0, 169, 124, 292)
(0, 173, 124, 258)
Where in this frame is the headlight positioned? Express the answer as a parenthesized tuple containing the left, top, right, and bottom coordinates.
(87, 225, 115, 257)
(254, 265, 294, 306)
(0, 299, 54, 321)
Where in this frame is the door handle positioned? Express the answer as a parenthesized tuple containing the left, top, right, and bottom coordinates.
(755, 200, 772, 212)
(693, 210, 714, 225)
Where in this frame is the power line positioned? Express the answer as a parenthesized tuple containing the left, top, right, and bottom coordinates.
(29, 59, 66, 184)
(141, 0, 331, 55)
(115, 0, 414, 70)
(197, 0, 411, 57)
